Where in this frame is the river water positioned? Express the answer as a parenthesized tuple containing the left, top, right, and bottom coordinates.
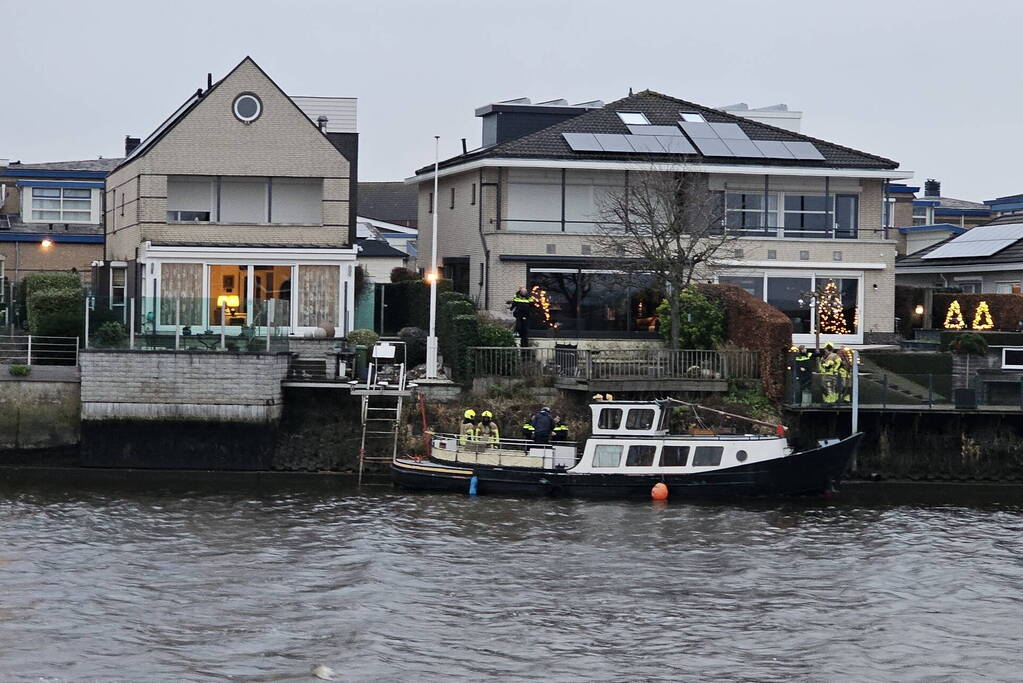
(1, 476, 1021, 682)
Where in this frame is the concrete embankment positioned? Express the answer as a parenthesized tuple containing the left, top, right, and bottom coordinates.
(0, 366, 80, 451)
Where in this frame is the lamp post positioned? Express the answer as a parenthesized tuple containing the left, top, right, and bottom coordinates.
(798, 283, 832, 352)
(426, 136, 440, 379)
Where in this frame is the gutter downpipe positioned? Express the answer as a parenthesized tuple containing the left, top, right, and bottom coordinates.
(478, 168, 493, 310)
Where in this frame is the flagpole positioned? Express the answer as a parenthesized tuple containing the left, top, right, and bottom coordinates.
(426, 136, 440, 379)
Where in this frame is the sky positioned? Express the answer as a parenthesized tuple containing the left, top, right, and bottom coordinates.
(2, 0, 1021, 201)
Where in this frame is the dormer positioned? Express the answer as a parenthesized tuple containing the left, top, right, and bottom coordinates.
(589, 401, 669, 437)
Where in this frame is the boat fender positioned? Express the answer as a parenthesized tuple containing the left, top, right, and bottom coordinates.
(468, 475, 478, 496)
(651, 482, 669, 501)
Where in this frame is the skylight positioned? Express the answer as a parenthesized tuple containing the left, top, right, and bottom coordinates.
(680, 112, 706, 123)
(617, 112, 649, 125)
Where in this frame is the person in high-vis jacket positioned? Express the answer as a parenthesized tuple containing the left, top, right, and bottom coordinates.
(476, 410, 500, 446)
(793, 345, 814, 405)
(552, 417, 569, 442)
(838, 346, 854, 403)
(818, 345, 842, 404)
(509, 287, 536, 348)
(459, 408, 477, 446)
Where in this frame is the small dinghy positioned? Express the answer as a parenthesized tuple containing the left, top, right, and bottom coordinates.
(392, 399, 860, 500)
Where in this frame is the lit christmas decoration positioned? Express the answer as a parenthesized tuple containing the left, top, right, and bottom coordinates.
(943, 300, 966, 330)
(817, 280, 850, 334)
(972, 301, 994, 330)
(530, 285, 558, 328)
(852, 306, 860, 332)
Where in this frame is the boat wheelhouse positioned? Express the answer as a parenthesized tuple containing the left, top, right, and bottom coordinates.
(393, 399, 860, 499)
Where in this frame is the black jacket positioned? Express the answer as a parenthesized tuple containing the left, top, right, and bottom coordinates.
(530, 411, 554, 436)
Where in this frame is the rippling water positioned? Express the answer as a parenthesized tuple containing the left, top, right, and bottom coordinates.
(1, 476, 1022, 682)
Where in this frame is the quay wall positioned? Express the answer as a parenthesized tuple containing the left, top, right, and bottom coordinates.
(79, 351, 291, 469)
(786, 408, 1023, 481)
(0, 373, 80, 450)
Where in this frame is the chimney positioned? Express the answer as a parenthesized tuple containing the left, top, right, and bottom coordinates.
(317, 115, 328, 132)
(207, 72, 213, 90)
(924, 179, 941, 197)
(475, 98, 603, 147)
(124, 136, 141, 156)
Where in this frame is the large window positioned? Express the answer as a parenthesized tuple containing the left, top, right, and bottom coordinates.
(166, 176, 322, 225)
(30, 187, 94, 223)
(720, 272, 861, 340)
(527, 267, 661, 336)
(724, 191, 858, 238)
(506, 169, 625, 233)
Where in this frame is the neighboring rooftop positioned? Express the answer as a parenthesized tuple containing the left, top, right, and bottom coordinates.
(356, 237, 408, 258)
(717, 102, 803, 133)
(415, 89, 900, 176)
(358, 182, 418, 227)
(2, 158, 123, 173)
(897, 222, 1023, 269)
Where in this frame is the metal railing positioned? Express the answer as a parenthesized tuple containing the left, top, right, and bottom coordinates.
(0, 335, 79, 366)
(430, 432, 580, 468)
(469, 346, 759, 381)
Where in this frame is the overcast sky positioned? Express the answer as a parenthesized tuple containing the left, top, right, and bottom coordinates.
(3, 0, 1021, 201)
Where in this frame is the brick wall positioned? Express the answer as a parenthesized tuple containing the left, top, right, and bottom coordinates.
(0, 242, 101, 283)
(80, 350, 291, 421)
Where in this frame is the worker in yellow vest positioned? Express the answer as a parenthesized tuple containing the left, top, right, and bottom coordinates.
(818, 345, 842, 404)
(458, 408, 477, 446)
(476, 410, 500, 447)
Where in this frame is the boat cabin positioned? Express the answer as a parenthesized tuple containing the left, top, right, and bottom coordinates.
(590, 400, 670, 437)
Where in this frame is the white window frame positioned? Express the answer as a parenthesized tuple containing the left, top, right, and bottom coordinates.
(995, 281, 1018, 294)
(724, 190, 859, 239)
(26, 186, 98, 224)
(1001, 348, 1023, 370)
(680, 112, 706, 123)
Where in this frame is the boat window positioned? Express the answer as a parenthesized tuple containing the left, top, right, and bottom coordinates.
(625, 445, 657, 467)
(736, 449, 749, 462)
(660, 445, 689, 467)
(625, 409, 654, 430)
(692, 446, 724, 467)
(597, 408, 623, 430)
(592, 444, 623, 468)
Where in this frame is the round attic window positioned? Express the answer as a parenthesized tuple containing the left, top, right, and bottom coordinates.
(232, 93, 262, 123)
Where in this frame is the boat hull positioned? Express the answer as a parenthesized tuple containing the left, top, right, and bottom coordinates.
(392, 433, 861, 500)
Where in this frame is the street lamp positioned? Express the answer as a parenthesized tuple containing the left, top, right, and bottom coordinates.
(425, 136, 440, 379)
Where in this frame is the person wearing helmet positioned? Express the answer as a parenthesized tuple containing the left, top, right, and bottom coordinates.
(818, 345, 841, 404)
(476, 410, 500, 447)
(530, 406, 555, 444)
(459, 408, 477, 446)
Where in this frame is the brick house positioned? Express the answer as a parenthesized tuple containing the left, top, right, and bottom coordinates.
(94, 57, 359, 338)
(0, 158, 118, 286)
(411, 93, 912, 346)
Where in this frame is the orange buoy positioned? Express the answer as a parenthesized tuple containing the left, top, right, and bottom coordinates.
(651, 482, 669, 501)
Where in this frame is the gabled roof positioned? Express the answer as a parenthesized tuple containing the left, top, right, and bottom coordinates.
(358, 182, 418, 224)
(913, 196, 988, 210)
(416, 89, 899, 175)
(114, 56, 340, 173)
(356, 238, 407, 258)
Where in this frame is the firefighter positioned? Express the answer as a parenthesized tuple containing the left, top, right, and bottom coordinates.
(552, 416, 570, 442)
(818, 344, 842, 404)
(509, 286, 536, 348)
(458, 408, 477, 446)
(476, 410, 500, 446)
(839, 346, 854, 403)
(793, 344, 814, 405)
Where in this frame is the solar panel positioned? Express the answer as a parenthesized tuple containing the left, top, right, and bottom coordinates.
(691, 138, 735, 157)
(593, 133, 634, 152)
(562, 132, 602, 151)
(752, 140, 795, 159)
(723, 139, 765, 158)
(627, 124, 684, 136)
(782, 141, 825, 160)
(656, 136, 697, 154)
(710, 122, 750, 141)
(922, 223, 1023, 260)
(679, 121, 718, 139)
(625, 135, 667, 153)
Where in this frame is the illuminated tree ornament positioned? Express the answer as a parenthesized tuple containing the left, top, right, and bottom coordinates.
(971, 301, 994, 330)
(817, 280, 850, 334)
(943, 300, 966, 330)
(530, 285, 557, 328)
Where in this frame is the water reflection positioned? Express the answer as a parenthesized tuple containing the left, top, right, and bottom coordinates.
(0, 478, 1021, 681)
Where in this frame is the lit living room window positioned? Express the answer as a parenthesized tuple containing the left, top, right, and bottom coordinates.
(30, 187, 93, 222)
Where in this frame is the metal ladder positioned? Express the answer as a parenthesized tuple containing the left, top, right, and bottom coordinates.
(358, 393, 404, 485)
(354, 341, 411, 486)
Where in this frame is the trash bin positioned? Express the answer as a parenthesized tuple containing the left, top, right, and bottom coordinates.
(354, 344, 369, 381)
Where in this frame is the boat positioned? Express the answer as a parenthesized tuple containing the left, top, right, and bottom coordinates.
(392, 399, 861, 500)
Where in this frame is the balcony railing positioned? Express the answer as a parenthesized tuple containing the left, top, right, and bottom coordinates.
(0, 336, 79, 366)
(469, 346, 759, 382)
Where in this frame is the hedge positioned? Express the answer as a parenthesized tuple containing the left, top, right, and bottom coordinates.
(18, 272, 81, 325)
(447, 314, 481, 381)
(655, 287, 726, 348)
(932, 293, 1023, 332)
(439, 299, 476, 368)
(695, 283, 792, 401)
(386, 278, 453, 330)
(27, 287, 83, 337)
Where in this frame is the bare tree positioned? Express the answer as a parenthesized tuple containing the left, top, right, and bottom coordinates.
(593, 170, 734, 349)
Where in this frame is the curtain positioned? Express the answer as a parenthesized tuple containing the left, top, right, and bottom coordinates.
(298, 265, 339, 327)
(160, 263, 203, 325)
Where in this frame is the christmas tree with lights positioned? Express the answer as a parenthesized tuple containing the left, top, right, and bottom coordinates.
(944, 300, 966, 330)
(972, 301, 994, 330)
(817, 280, 850, 334)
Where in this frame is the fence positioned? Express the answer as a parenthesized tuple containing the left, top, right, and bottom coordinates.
(0, 335, 79, 366)
(785, 369, 1023, 409)
(469, 346, 760, 382)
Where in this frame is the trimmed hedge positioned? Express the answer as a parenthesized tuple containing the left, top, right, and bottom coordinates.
(447, 314, 481, 381)
(27, 287, 83, 337)
(695, 283, 793, 401)
(386, 278, 453, 331)
(398, 327, 427, 367)
(439, 299, 476, 370)
(932, 293, 1023, 332)
(18, 272, 82, 325)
